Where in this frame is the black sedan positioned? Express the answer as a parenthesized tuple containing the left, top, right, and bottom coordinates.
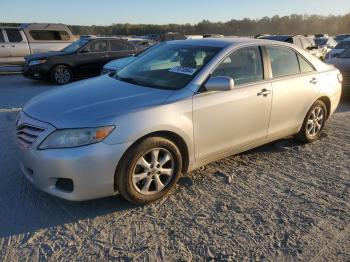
(22, 37, 141, 84)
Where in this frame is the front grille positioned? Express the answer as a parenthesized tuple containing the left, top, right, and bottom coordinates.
(16, 124, 45, 149)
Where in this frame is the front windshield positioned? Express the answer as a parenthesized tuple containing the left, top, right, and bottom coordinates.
(115, 44, 221, 90)
(62, 39, 89, 53)
(339, 49, 350, 58)
(314, 38, 327, 46)
(335, 41, 350, 50)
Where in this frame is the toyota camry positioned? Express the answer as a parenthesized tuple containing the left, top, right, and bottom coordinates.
(16, 38, 342, 204)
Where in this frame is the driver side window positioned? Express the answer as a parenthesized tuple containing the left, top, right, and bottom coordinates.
(212, 46, 264, 86)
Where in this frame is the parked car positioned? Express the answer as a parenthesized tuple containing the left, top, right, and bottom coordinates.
(128, 38, 156, 49)
(314, 37, 337, 49)
(260, 35, 324, 59)
(22, 37, 141, 84)
(325, 39, 350, 61)
(102, 43, 162, 75)
(17, 38, 342, 204)
(327, 48, 350, 97)
(0, 23, 75, 65)
(334, 34, 350, 43)
(143, 32, 187, 42)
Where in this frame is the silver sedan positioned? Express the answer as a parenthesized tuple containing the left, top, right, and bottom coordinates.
(16, 38, 342, 204)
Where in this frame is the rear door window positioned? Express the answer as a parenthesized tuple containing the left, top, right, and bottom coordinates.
(0, 30, 4, 42)
(110, 40, 135, 51)
(212, 46, 264, 85)
(298, 55, 315, 73)
(5, 29, 23, 42)
(89, 40, 108, 52)
(266, 46, 300, 78)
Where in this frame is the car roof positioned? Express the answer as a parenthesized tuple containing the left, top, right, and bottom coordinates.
(164, 37, 296, 48)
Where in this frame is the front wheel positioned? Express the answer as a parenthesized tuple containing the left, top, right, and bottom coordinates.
(296, 100, 327, 143)
(116, 137, 182, 205)
(50, 65, 73, 85)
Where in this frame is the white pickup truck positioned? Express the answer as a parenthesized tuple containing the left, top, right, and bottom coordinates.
(0, 23, 75, 65)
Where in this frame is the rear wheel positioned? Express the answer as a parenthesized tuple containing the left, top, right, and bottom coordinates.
(50, 65, 73, 85)
(116, 137, 182, 205)
(296, 100, 327, 143)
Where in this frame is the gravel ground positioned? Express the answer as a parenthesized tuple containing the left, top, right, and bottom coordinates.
(0, 75, 349, 261)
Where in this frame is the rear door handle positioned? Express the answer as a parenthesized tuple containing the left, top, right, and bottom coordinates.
(310, 77, 318, 84)
(257, 89, 271, 97)
(0, 45, 5, 48)
(102, 54, 109, 58)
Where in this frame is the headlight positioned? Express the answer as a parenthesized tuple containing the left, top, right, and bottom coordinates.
(28, 59, 47, 66)
(38, 126, 115, 149)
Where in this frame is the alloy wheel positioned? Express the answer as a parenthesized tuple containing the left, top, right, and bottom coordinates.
(54, 67, 71, 84)
(306, 106, 325, 137)
(132, 148, 174, 195)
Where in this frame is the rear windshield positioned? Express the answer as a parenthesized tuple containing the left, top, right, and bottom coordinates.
(314, 38, 328, 46)
(30, 30, 71, 41)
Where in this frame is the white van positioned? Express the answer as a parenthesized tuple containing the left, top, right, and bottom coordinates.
(0, 23, 75, 65)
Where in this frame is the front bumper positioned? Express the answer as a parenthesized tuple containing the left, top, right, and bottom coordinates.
(16, 112, 132, 201)
(22, 64, 49, 80)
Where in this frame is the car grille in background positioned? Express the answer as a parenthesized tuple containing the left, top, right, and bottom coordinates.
(343, 71, 350, 89)
(16, 124, 45, 149)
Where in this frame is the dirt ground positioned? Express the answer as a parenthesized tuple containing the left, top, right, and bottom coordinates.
(0, 75, 349, 261)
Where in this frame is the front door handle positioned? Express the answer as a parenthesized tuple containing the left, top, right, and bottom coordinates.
(310, 77, 318, 84)
(0, 45, 5, 48)
(257, 89, 271, 97)
(101, 54, 109, 58)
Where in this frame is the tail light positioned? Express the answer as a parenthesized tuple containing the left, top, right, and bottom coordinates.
(337, 73, 343, 83)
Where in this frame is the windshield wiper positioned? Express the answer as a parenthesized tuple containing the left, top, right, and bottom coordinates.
(116, 76, 151, 87)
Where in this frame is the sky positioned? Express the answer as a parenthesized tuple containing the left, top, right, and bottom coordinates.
(1, 0, 349, 25)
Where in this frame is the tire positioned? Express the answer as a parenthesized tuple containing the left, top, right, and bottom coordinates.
(296, 100, 327, 143)
(116, 137, 183, 205)
(50, 65, 73, 85)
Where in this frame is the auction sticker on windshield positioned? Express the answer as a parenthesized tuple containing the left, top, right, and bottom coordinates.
(169, 66, 197, 75)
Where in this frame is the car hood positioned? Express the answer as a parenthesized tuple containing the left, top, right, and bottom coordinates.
(23, 75, 173, 128)
(25, 51, 70, 61)
(327, 57, 350, 71)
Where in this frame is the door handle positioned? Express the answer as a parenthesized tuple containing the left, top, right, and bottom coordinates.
(257, 89, 271, 97)
(310, 77, 318, 84)
(0, 45, 5, 48)
(11, 45, 15, 47)
(101, 54, 109, 58)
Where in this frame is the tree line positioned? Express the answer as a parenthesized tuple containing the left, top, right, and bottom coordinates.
(2, 14, 350, 36)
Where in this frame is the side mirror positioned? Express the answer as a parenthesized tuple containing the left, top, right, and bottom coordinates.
(205, 76, 234, 92)
(80, 48, 90, 54)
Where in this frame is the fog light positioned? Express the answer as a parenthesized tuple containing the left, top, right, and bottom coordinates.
(55, 178, 74, 192)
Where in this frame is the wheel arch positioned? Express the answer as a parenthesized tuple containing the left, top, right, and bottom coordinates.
(49, 63, 75, 76)
(317, 96, 331, 119)
(114, 130, 190, 191)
